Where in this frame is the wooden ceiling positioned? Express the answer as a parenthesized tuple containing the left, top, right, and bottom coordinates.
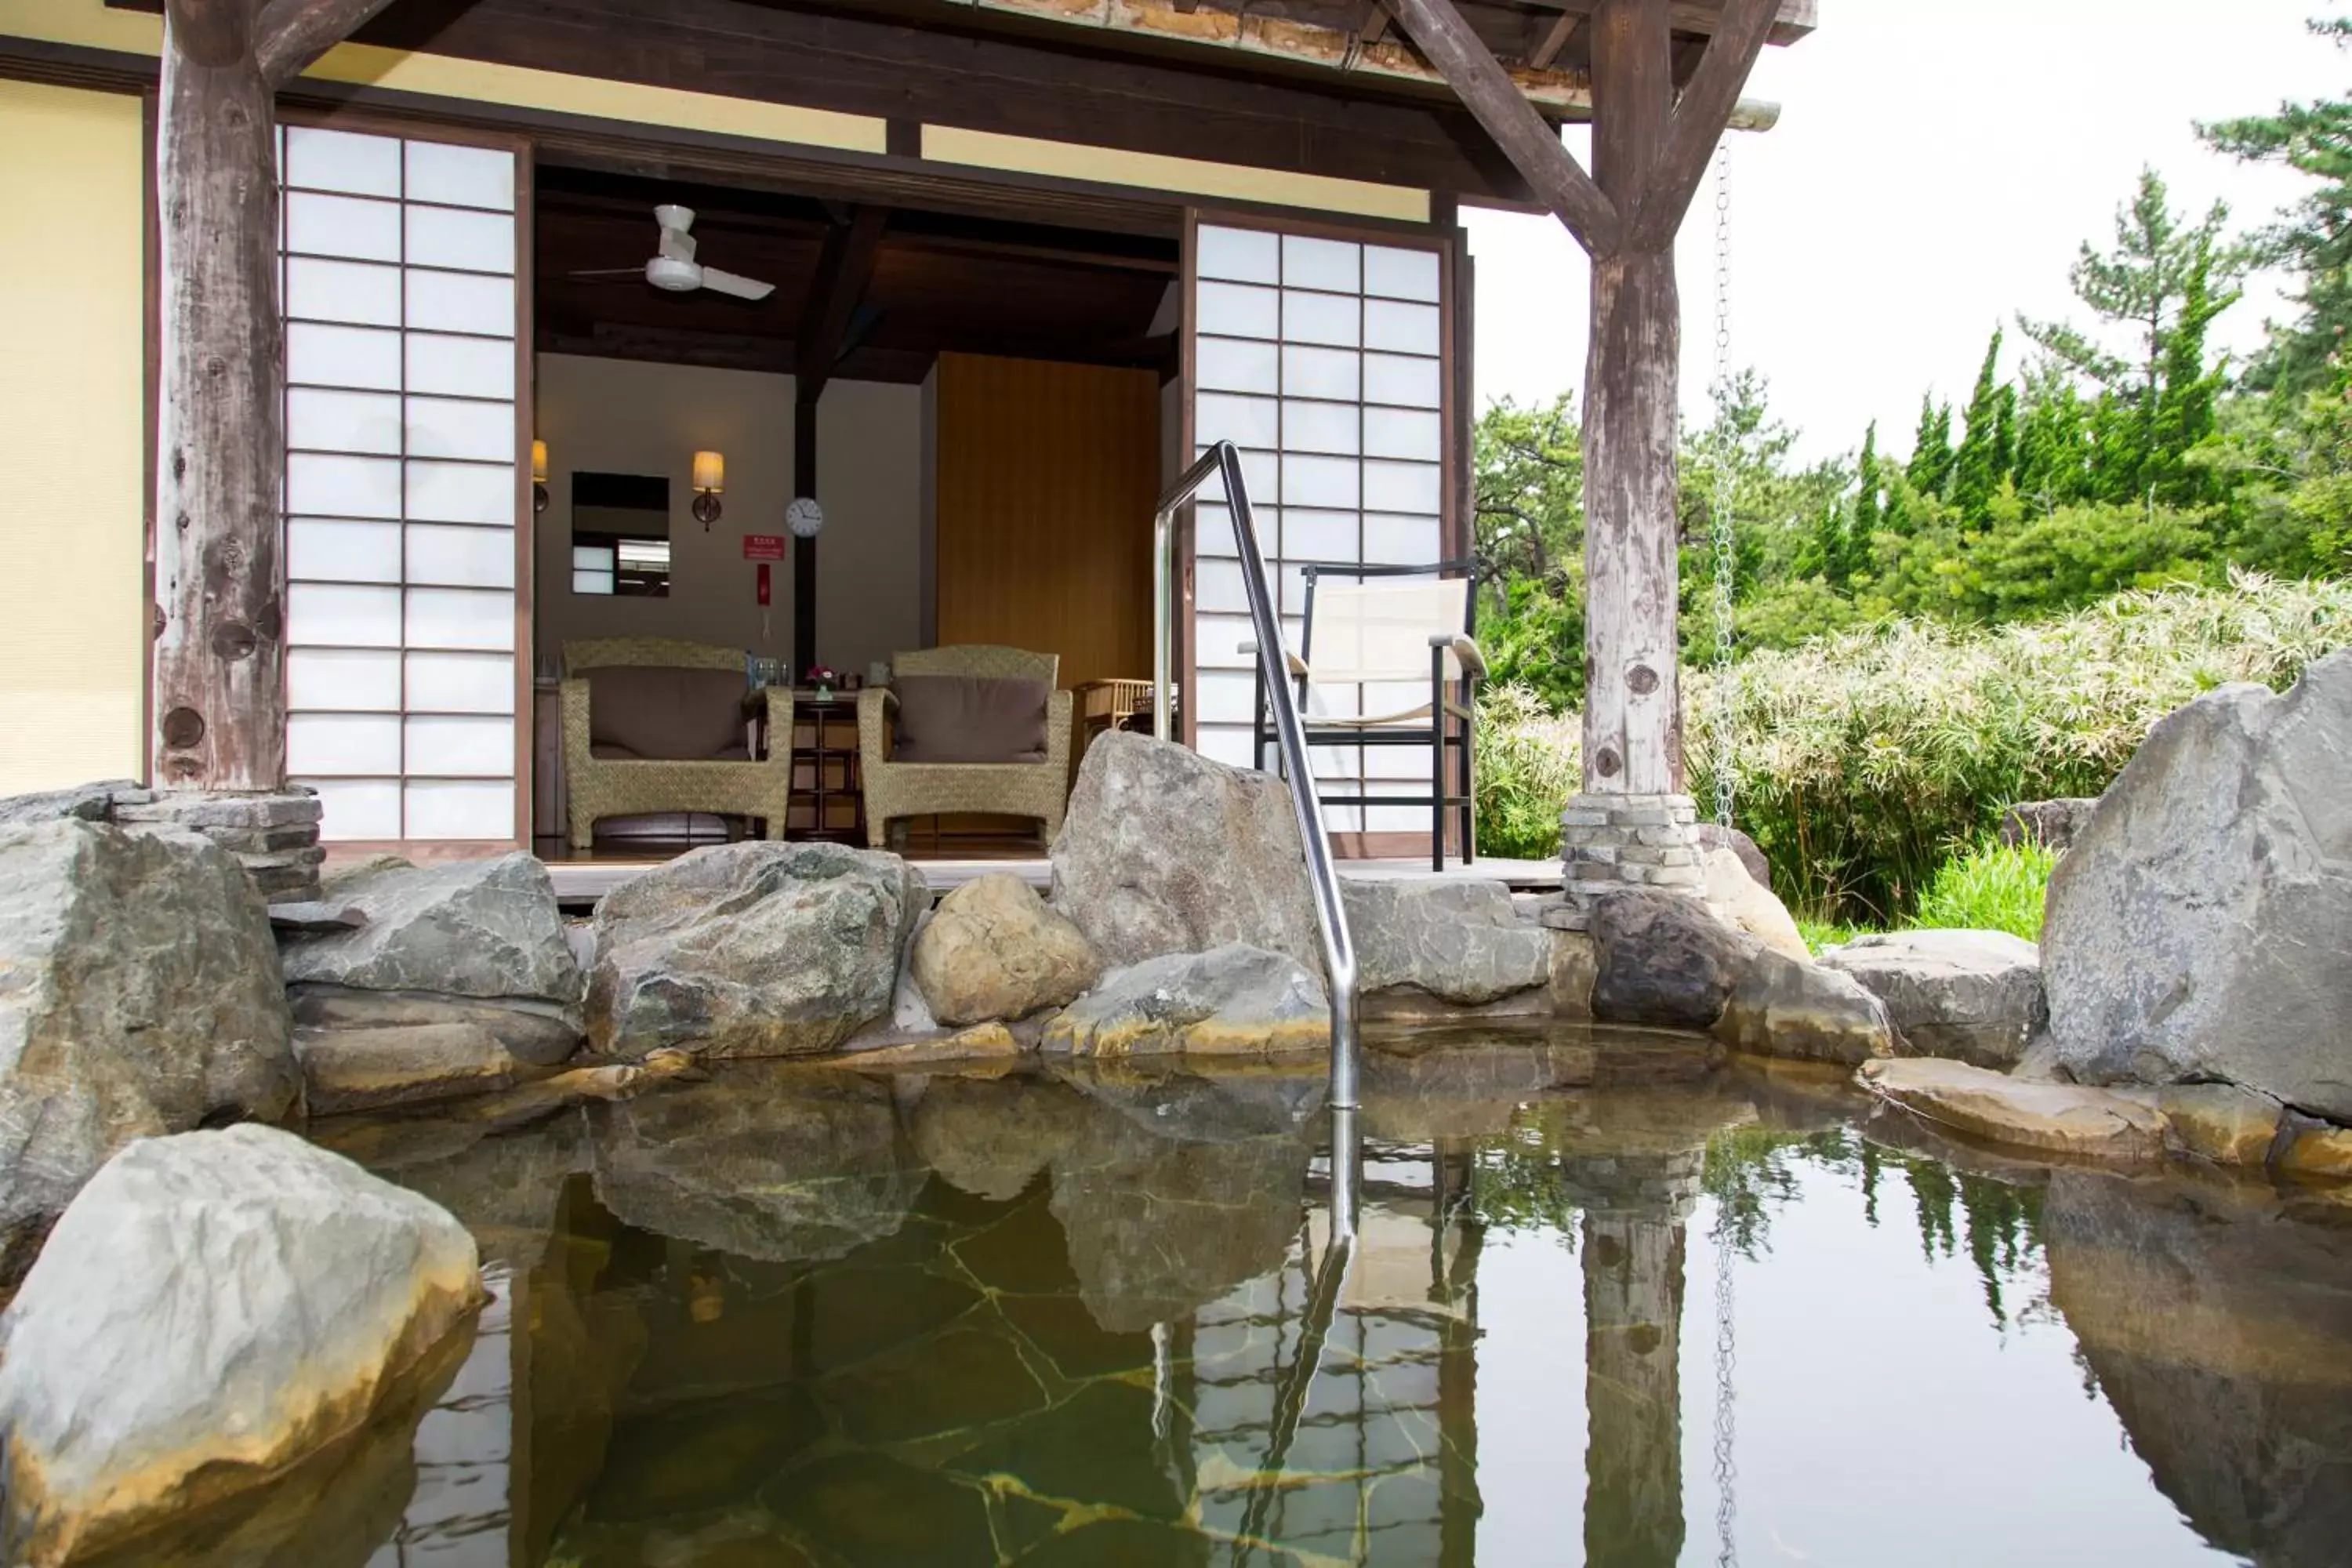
(534, 164, 1180, 383)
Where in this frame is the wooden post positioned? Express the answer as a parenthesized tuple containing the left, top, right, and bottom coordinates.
(786, 205, 886, 682)
(793, 397, 818, 678)
(151, 0, 392, 790)
(1583, 0, 1680, 793)
(1385, 0, 1780, 801)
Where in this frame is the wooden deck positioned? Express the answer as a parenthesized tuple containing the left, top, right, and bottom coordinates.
(541, 846, 1565, 906)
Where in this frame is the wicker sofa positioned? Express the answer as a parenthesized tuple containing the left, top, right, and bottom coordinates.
(857, 645, 1073, 848)
(561, 637, 793, 849)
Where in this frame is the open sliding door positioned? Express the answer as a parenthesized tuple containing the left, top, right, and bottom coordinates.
(276, 123, 531, 850)
(1183, 214, 1457, 855)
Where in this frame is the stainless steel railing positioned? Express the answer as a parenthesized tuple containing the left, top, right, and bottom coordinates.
(1152, 441, 1362, 1116)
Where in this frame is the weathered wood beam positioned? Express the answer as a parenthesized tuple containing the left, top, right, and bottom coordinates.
(254, 0, 394, 86)
(1627, 0, 1775, 249)
(1386, 0, 1619, 252)
(1360, 2, 1393, 45)
(1528, 9, 1584, 69)
(151, 0, 394, 791)
(794, 205, 889, 405)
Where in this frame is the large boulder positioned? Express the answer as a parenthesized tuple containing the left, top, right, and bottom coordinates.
(1700, 845, 1810, 961)
(1041, 944, 1328, 1058)
(2000, 797, 2100, 851)
(1820, 929, 2047, 1069)
(587, 842, 926, 1058)
(0, 1125, 481, 1566)
(1714, 946, 1894, 1065)
(910, 873, 1102, 1026)
(279, 853, 585, 1069)
(295, 1022, 524, 1117)
(2043, 655, 2352, 1119)
(1050, 730, 1319, 971)
(1342, 877, 1555, 1008)
(0, 820, 296, 1283)
(1588, 888, 1755, 1030)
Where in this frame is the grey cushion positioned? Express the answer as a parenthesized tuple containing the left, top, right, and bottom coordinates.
(892, 675, 1050, 764)
(586, 666, 746, 761)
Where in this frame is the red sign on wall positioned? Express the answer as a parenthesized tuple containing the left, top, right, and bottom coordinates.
(742, 534, 787, 561)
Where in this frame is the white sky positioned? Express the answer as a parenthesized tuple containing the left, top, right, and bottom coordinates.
(1463, 0, 2350, 463)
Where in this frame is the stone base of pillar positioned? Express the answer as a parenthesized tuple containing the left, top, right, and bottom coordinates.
(111, 789, 325, 904)
(1554, 792, 1705, 924)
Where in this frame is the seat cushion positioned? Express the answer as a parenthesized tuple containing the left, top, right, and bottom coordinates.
(585, 666, 746, 761)
(891, 674, 1050, 764)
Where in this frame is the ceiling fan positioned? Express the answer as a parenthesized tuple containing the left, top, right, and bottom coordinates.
(566, 204, 775, 300)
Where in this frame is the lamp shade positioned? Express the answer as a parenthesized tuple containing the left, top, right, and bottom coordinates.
(692, 450, 725, 493)
(531, 439, 549, 485)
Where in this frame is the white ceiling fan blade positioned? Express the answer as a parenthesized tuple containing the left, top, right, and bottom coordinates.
(656, 226, 699, 265)
(699, 267, 775, 301)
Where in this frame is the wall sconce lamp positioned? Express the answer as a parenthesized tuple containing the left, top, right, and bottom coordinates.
(691, 450, 725, 529)
(531, 440, 550, 514)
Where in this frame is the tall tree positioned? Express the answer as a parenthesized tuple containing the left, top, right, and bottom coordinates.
(1951, 329, 2013, 528)
(1906, 397, 1956, 499)
(1851, 421, 1884, 544)
(2201, 17, 2352, 394)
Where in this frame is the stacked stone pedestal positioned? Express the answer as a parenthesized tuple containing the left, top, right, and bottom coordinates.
(1556, 793, 1704, 921)
(113, 791, 326, 903)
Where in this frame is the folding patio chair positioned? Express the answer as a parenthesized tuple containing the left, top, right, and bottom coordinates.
(1249, 559, 1486, 872)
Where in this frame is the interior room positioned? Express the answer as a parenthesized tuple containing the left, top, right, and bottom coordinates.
(523, 161, 1182, 859)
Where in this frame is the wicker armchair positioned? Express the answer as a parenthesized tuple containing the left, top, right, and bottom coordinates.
(858, 645, 1073, 849)
(561, 637, 793, 850)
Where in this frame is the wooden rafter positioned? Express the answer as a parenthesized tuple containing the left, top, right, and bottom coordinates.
(794, 205, 889, 404)
(255, 0, 396, 85)
(1528, 9, 1584, 70)
(1384, 0, 1620, 253)
(1628, 0, 1776, 249)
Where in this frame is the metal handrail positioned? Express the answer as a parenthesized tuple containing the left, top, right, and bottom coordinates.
(1152, 441, 1361, 1113)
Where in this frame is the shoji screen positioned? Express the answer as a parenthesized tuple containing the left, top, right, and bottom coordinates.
(1187, 220, 1450, 841)
(277, 125, 527, 845)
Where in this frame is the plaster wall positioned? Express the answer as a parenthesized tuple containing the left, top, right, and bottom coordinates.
(0, 80, 147, 793)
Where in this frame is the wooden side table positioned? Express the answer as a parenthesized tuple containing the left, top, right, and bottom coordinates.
(1074, 678, 1163, 760)
(785, 693, 865, 843)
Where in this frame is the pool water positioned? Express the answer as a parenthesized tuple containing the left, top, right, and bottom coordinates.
(206, 1034, 2352, 1565)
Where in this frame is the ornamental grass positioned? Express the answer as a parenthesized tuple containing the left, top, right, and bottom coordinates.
(1476, 572, 2352, 920)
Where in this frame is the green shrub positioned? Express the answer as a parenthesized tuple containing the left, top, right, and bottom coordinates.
(1912, 840, 2058, 941)
(1479, 572, 2352, 916)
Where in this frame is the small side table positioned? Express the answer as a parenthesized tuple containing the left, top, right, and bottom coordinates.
(1074, 678, 1163, 760)
(786, 692, 865, 843)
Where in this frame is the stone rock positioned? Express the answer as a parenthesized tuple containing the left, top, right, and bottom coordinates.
(1693, 821, 1772, 888)
(2000, 797, 2100, 851)
(1700, 846, 1809, 962)
(587, 842, 926, 1058)
(1549, 930, 1599, 1018)
(1820, 929, 2048, 1069)
(2042, 655, 2352, 1119)
(1860, 1058, 2168, 1161)
(296, 1022, 524, 1116)
(0, 820, 296, 1284)
(1715, 947, 1894, 1065)
(280, 852, 581, 1005)
(267, 900, 366, 935)
(840, 1023, 1027, 1069)
(1341, 877, 1555, 1007)
(891, 909, 938, 1033)
(288, 989, 584, 1070)
(2152, 1083, 2285, 1168)
(1588, 888, 1755, 1030)
(0, 1125, 481, 1566)
(0, 779, 147, 827)
(1049, 731, 1319, 972)
(912, 873, 1102, 1026)
(590, 1065, 917, 1261)
(1040, 944, 1329, 1058)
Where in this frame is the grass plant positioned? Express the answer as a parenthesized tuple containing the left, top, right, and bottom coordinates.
(1476, 572, 2352, 917)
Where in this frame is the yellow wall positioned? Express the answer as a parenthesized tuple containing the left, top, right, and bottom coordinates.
(0, 80, 146, 793)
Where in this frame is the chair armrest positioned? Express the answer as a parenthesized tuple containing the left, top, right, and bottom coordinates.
(560, 678, 593, 772)
(1239, 640, 1311, 678)
(1046, 688, 1075, 773)
(857, 686, 896, 768)
(1430, 633, 1488, 681)
(759, 686, 794, 764)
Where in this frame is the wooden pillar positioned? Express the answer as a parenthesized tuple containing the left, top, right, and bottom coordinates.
(793, 397, 818, 678)
(151, 0, 392, 790)
(1583, 0, 1682, 796)
(151, 2, 285, 790)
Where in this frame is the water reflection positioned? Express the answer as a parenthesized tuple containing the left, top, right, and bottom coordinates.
(250, 1036, 2352, 1566)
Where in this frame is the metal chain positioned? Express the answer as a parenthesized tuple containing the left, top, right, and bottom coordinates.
(1712, 1200, 1740, 1568)
(1708, 145, 1739, 831)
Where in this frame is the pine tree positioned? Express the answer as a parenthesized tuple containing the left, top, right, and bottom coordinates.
(1907, 397, 1956, 499)
(1809, 501, 1852, 592)
(1951, 330, 2011, 528)
(2014, 368, 2092, 512)
(1853, 421, 1883, 543)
